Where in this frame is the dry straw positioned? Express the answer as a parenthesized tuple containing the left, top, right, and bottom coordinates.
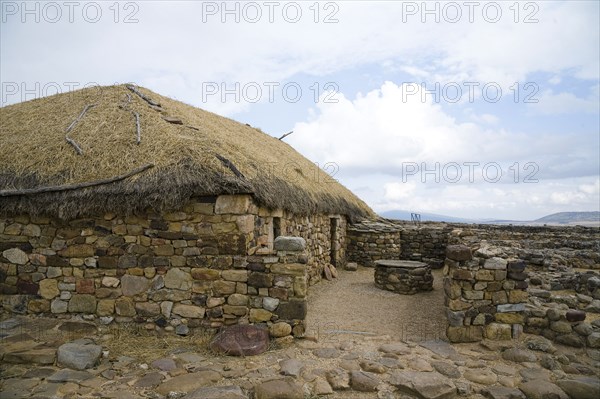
(0, 85, 373, 221)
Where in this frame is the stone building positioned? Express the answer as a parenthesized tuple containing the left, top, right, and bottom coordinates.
(0, 85, 373, 336)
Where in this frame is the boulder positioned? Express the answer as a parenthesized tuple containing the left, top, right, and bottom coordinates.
(210, 324, 270, 356)
(57, 340, 102, 370)
(556, 376, 600, 399)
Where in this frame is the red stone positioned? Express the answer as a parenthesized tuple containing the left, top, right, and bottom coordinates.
(76, 279, 95, 294)
(210, 324, 270, 356)
(16, 279, 38, 295)
(566, 309, 586, 322)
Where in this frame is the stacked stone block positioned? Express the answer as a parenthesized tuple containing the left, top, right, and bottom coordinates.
(374, 260, 433, 295)
(346, 222, 401, 267)
(0, 195, 327, 337)
(347, 221, 450, 268)
(399, 226, 452, 269)
(523, 306, 600, 348)
(444, 244, 529, 343)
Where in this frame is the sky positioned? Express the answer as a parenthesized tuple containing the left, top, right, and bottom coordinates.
(1, 0, 599, 220)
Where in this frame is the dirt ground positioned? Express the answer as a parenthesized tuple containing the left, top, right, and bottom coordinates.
(306, 266, 447, 342)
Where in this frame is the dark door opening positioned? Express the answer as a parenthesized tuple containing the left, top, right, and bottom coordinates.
(273, 217, 281, 239)
(330, 218, 338, 267)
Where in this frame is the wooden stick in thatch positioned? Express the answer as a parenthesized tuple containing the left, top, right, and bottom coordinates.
(278, 131, 293, 140)
(215, 154, 245, 179)
(65, 137, 83, 155)
(133, 111, 141, 144)
(65, 104, 96, 155)
(66, 104, 96, 133)
(0, 164, 155, 197)
(126, 84, 161, 107)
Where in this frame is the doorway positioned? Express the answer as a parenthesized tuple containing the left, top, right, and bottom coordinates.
(330, 218, 338, 267)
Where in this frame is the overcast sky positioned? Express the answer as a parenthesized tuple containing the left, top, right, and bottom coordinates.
(1, 0, 599, 220)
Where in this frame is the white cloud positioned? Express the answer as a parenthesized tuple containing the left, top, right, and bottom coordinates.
(289, 81, 598, 219)
(384, 182, 416, 200)
(529, 89, 600, 115)
(1, 1, 598, 111)
(549, 76, 562, 85)
(289, 82, 595, 175)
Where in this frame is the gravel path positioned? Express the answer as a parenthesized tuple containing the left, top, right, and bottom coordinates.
(306, 266, 447, 342)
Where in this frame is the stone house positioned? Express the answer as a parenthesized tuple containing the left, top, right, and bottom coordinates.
(0, 85, 373, 336)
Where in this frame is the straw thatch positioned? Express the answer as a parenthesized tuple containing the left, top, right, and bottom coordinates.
(0, 85, 373, 221)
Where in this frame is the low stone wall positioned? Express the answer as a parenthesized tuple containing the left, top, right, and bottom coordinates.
(1, 236, 309, 337)
(0, 194, 342, 336)
(346, 220, 450, 268)
(454, 225, 600, 270)
(523, 304, 600, 348)
(444, 244, 529, 343)
(399, 226, 452, 268)
(281, 214, 346, 285)
(346, 222, 401, 267)
(374, 260, 433, 295)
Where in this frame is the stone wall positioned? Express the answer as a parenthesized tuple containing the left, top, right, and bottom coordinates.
(444, 244, 529, 343)
(454, 224, 600, 270)
(279, 214, 346, 285)
(346, 220, 450, 268)
(399, 226, 452, 268)
(0, 195, 344, 336)
(346, 221, 401, 267)
(349, 221, 599, 271)
(523, 302, 600, 348)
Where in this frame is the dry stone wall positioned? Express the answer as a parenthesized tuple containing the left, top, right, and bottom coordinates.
(346, 221, 450, 268)
(346, 221, 401, 267)
(444, 244, 529, 343)
(278, 214, 346, 285)
(0, 195, 343, 336)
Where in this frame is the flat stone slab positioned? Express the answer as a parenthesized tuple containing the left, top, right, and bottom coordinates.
(375, 260, 428, 269)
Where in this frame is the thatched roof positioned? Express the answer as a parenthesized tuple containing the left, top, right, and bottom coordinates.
(0, 85, 373, 221)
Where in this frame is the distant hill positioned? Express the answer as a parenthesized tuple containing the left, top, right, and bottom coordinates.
(379, 210, 600, 226)
(533, 211, 600, 225)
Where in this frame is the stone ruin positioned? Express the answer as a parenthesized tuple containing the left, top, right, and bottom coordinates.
(2, 206, 599, 350)
(347, 219, 600, 349)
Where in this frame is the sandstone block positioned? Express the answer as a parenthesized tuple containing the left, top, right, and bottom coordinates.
(249, 308, 273, 322)
(115, 297, 136, 316)
(39, 279, 59, 299)
(96, 299, 115, 316)
(172, 303, 205, 318)
(3, 248, 29, 265)
(446, 245, 472, 261)
(221, 270, 248, 282)
(59, 245, 94, 258)
(121, 275, 150, 296)
(215, 195, 252, 214)
(164, 268, 192, 290)
(68, 295, 97, 313)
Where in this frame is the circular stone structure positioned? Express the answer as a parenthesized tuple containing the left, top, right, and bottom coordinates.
(374, 260, 433, 295)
